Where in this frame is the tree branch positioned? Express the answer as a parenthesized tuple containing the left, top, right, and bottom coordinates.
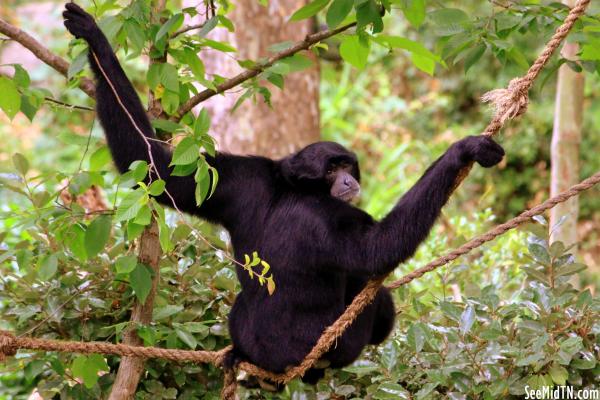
(0, 18, 96, 98)
(172, 21, 356, 120)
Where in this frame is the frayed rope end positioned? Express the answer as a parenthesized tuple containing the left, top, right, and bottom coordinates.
(481, 78, 529, 123)
(0, 331, 17, 362)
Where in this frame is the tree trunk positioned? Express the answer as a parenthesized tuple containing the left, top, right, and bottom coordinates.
(549, 0, 584, 250)
(108, 220, 162, 400)
(186, 0, 320, 158)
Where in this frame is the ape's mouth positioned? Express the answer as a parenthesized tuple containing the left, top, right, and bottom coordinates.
(334, 188, 360, 202)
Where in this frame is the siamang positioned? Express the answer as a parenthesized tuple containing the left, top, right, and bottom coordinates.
(63, 2, 504, 387)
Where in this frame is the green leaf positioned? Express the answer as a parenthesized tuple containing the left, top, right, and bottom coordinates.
(115, 255, 138, 274)
(89, 146, 111, 171)
(12, 65, 30, 88)
(153, 305, 184, 321)
(528, 243, 551, 264)
(374, 383, 411, 399)
(12, 153, 29, 175)
(279, 54, 313, 72)
(129, 160, 149, 182)
(548, 364, 568, 385)
(430, 8, 471, 36)
(133, 204, 152, 225)
(374, 35, 440, 61)
(463, 44, 486, 73)
(439, 301, 461, 321)
(401, 0, 426, 28)
(147, 63, 161, 90)
(160, 63, 180, 93)
(201, 39, 236, 52)
(290, 0, 330, 21)
(198, 16, 218, 37)
(155, 13, 184, 42)
(66, 223, 88, 261)
(407, 323, 425, 352)
(459, 305, 475, 335)
(171, 137, 200, 166)
(356, 0, 383, 33)
(148, 179, 166, 196)
(411, 53, 435, 75)
(115, 189, 148, 222)
(194, 108, 211, 137)
(85, 215, 112, 258)
(151, 119, 183, 132)
(130, 263, 153, 304)
(266, 73, 285, 89)
(38, 254, 58, 281)
(0, 76, 21, 119)
(339, 35, 370, 69)
(124, 19, 146, 54)
(194, 160, 210, 206)
(67, 50, 89, 79)
(171, 162, 197, 177)
(183, 48, 205, 82)
(176, 328, 197, 349)
(326, 0, 353, 28)
(555, 262, 587, 277)
(71, 355, 109, 389)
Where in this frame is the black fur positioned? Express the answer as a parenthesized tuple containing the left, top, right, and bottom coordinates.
(63, 3, 505, 383)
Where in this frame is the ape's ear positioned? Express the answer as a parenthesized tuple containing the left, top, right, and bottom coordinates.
(280, 151, 325, 184)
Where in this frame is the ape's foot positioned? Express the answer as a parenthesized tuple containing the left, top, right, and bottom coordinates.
(301, 368, 326, 385)
(237, 371, 284, 392)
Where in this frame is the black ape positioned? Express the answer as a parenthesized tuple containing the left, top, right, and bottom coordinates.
(63, 3, 504, 385)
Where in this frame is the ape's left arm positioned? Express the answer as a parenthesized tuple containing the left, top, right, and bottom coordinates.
(333, 136, 504, 276)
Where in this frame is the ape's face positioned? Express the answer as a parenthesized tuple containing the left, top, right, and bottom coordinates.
(326, 161, 361, 202)
(280, 141, 361, 202)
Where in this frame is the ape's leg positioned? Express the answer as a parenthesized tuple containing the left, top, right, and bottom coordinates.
(344, 277, 395, 345)
(369, 288, 395, 345)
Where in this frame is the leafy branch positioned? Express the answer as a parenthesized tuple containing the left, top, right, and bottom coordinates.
(172, 20, 357, 120)
(0, 18, 96, 98)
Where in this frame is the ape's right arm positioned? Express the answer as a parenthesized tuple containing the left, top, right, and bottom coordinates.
(63, 3, 235, 221)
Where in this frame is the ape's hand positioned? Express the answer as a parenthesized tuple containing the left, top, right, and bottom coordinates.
(454, 136, 505, 168)
(63, 3, 99, 40)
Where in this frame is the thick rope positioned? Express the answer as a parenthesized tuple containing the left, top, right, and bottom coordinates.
(0, 331, 230, 365)
(0, 0, 592, 396)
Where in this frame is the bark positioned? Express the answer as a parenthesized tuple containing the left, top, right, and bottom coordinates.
(108, 220, 162, 400)
(188, 0, 321, 157)
(549, 0, 584, 250)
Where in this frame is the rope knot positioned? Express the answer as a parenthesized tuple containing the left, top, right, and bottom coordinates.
(0, 331, 17, 362)
(481, 77, 529, 123)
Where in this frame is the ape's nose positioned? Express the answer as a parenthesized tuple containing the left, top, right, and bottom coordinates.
(343, 177, 352, 187)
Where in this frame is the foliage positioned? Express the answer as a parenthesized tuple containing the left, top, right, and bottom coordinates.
(1, 0, 600, 399)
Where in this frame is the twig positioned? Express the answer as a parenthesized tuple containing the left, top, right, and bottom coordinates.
(172, 21, 357, 120)
(173, 22, 207, 38)
(44, 96, 94, 111)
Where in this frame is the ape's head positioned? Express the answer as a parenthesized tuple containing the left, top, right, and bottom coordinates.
(280, 142, 361, 202)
